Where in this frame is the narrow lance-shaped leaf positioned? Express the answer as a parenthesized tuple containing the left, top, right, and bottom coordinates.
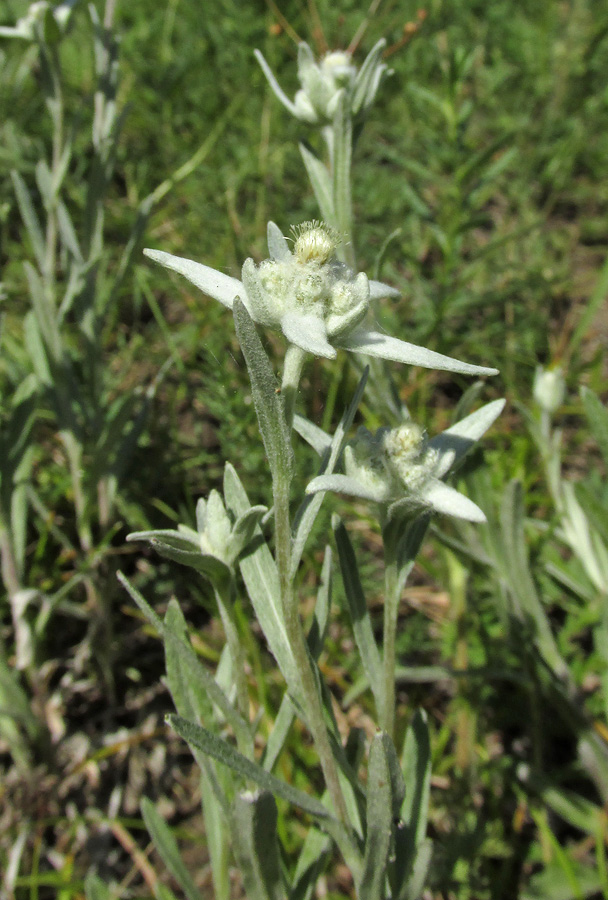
(200, 766, 231, 900)
(291, 827, 331, 900)
(168, 714, 362, 875)
(143, 248, 243, 309)
(293, 414, 331, 456)
(390, 709, 432, 899)
(117, 572, 252, 753)
(307, 545, 332, 658)
(401, 710, 431, 849)
(262, 545, 332, 771)
(336, 328, 498, 377)
(500, 480, 566, 676)
(222, 464, 299, 696)
(358, 732, 397, 900)
(141, 798, 202, 900)
(332, 90, 353, 247)
(352, 38, 386, 115)
(170, 715, 325, 819)
(430, 399, 506, 478)
(267, 220, 291, 261)
(299, 143, 335, 228)
(254, 49, 299, 118)
(233, 299, 294, 483)
(333, 517, 383, 714)
(262, 694, 295, 774)
(11, 170, 45, 272)
(164, 600, 213, 723)
(291, 367, 368, 576)
(229, 791, 287, 900)
(399, 840, 433, 900)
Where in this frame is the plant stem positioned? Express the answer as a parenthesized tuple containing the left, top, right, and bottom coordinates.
(44, 45, 63, 290)
(325, 109, 356, 270)
(281, 344, 307, 430)
(0, 525, 21, 599)
(273, 471, 349, 823)
(381, 549, 399, 738)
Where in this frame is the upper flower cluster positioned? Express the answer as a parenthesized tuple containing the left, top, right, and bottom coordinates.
(243, 221, 370, 354)
(144, 221, 498, 377)
(254, 39, 389, 125)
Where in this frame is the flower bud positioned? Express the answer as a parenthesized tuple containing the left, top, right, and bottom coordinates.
(293, 221, 338, 265)
(533, 365, 565, 414)
(197, 491, 233, 561)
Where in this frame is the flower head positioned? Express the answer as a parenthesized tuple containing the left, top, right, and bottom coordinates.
(255, 39, 389, 125)
(144, 221, 498, 377)
(533, 365, 565, 414)
(306, 399, 506, 523)
(127, 478, 266, 584)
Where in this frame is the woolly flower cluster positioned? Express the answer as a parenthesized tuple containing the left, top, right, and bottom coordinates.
(244, 221, 369, 341)
(255, 39, 389, 126)
(533, 365, 565, 415)
(345, 423, 440, 503)
(127, 467, 267, 584)
(293, 49, 358, 122)
(306, 400, 507, 523)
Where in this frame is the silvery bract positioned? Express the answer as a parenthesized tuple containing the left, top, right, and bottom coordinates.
(127, 486, 266, 582)
(255, 39, 389, 125)
(307, 399, 506, 522)
(0, 0, 77, 40)
(145, 221, 498, 376)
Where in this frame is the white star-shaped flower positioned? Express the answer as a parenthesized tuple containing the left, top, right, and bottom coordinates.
(305, 399, 506, 522)
(144, 221, 498, 378)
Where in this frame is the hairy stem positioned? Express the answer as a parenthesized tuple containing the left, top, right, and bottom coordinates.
(281, 344, 307, 431)
(381, 552, 399, 738)
(273, 472, 349, 824)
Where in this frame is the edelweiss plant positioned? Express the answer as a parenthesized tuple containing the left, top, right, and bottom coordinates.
(120, 29, 504, 900)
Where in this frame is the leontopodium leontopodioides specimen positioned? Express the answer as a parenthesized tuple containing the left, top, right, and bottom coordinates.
(306, 399, 506, 522)
(144, 220, 498, 377)
(254, 39, 390, 125)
